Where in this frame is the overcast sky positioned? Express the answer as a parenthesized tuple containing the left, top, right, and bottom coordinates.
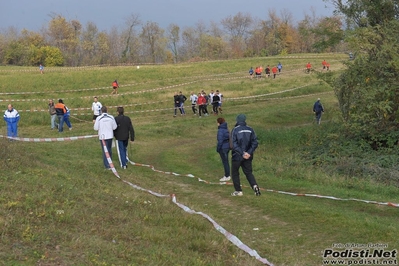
(0, 0, 335, 32)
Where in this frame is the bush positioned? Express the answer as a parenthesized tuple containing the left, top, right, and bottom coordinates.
(299, 122, 399, 187)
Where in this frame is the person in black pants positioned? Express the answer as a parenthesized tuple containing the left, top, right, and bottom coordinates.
(114, 106, 135, 169)
(230, 114, 261, 196)
(212, 91, 221, 115)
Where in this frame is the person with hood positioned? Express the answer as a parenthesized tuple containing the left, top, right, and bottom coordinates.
(4, 104, 20, 138)
(217, 117, 231, 182)
(230, 114, 261, 196)
(313, 98, 325, 125)
(114, 106, 135, 169)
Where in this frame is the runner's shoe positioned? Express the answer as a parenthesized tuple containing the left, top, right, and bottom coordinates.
(253, 185, 261, 196)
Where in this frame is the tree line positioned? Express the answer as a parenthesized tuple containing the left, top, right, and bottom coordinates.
(0, 9, 344, 67)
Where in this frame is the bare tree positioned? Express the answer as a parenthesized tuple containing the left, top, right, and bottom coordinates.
(121, 13, 141, 63)
(166, 23, 180, 63)
(140, 21, 166, 63)
(80, 21, 99, 65)
(180, 26, 199, 60)
(221, 12, 253, 57)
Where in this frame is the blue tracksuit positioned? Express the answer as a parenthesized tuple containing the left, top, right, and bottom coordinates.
(4, 108, 20, 137)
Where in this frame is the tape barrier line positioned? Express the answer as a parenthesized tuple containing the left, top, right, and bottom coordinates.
(0, 134, 98, 142)
(15, 81, 319, 114)
(120, 179, 273, 265)
(103, 147, 274, 264)
(2, 132, 395, 209)
(0, 72, 244, 97)
(101, 139, 120, 179)
(2, 66, 313, 102)
(126, 158, 399, 208)
(226, 83, 318, 100)
(170, 193, 274, 265)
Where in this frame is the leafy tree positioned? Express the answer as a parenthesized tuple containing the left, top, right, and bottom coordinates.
(3, 41, 26, 65)
(330, 0, 399, 27)
(330, 12, 399, 148)
(312, 16, 344, 52)
(42, 46, 64, 66)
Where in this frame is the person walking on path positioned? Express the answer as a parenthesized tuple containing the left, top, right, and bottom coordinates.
(313, 98, 325, 125)
(48, 99, 58, 130)
(92, 96, 102, 123)
(230, 114, 261, 196)
(114, 106, 135, 169)
(4, 104, 20, 138)
(94, 106, 118, 169)
(217, 117, 231, 182)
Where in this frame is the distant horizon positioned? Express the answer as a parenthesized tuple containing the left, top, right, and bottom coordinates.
(0, 0, 335, 32)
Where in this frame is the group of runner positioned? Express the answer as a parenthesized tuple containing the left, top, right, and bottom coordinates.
(249, 62, 283, 79)
(175, 90, 224, 118)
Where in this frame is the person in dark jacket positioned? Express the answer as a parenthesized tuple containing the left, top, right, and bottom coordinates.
(230, 114, 261, 196)
(178, 91, 187, 115)
(313, 98, 324, 125)
(54, 99, 67, 132)
(173, 92, 181, 117)
(212, 91, 221, 115)
(114, 106, 135, 169)
(216, 117, 231, 182)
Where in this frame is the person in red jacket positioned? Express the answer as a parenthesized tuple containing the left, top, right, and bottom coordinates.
(322, 60, 327, 70)
(111, 80, 119, 95)
(306, 62, 312, 74)
(272, 66, 278, 79)
(197, 92, 207, 118)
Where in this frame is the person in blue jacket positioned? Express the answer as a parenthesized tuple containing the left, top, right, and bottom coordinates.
(63, 103, 72, 130)
(230, 114, 261, 196)
(217, 117, 231, 182)
(277, 62, 283, 73)
(313, 98, 325, 125)
(4, 104, 20, 138)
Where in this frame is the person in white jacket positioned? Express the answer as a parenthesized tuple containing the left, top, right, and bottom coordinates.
(94, 106, 117, 169)
(4, 104, 20, 138)
(91, 96, 102, 123)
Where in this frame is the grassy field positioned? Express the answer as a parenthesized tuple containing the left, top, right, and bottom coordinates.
(1, 54, 398, 266)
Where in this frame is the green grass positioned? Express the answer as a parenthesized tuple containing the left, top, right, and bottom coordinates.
(1, 54, 398, 266)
